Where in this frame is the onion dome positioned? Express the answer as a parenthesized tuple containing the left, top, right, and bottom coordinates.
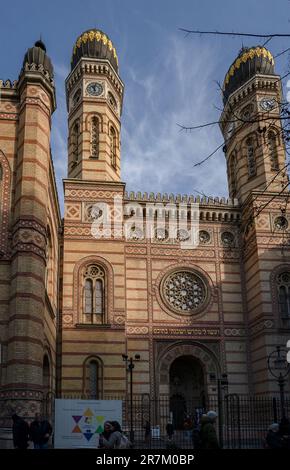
(22, 40, 54, 78)
(223, 46, 275, 104)
(71, 29, 118, 72)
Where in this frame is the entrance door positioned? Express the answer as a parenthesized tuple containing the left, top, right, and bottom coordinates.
(169, 355, 205, 429)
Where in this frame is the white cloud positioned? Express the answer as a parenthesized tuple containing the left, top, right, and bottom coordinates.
(121, 34, 228, 199)
(50, 35, 229, 214)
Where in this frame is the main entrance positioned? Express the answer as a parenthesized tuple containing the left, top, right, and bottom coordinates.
(169, 355, 205, 429)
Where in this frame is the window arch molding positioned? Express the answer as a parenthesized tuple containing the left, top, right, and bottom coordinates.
(73, 255, 115, 325)
(228, 151, 237, 198)
(267, 128, 280, 171)
(270, 264, 290, 327)
(243, 133, 258, 178)
(85, 112, 104, 132)
(69, 119, 81, 164)
(0, 150, 11, 257)
(82, 355, 104, 398)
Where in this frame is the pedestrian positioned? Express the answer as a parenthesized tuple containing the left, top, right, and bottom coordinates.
(264, 423, 282, 449)
(144, 420, 151, 446)
(192, 412, 202, 449)
(99, 421, 131, 449)
(166, 421, 174, 440)
(29, 413, 52, 449)
(279, 417, 290, 449)
(12, 414, 29, 449)
(183, 415, 193, 441)
(199, 411, 220, 449)
(98, 421, 113, 448)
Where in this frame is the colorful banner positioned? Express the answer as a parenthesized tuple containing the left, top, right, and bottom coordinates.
(54, 399, 122, 448)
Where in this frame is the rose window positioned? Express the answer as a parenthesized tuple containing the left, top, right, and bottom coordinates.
(274, 216, 288, 231)
(221, 231, 235, 247)
(199, 230, 210, 244)
(163, 270, 206, 314)
(177, 229, 190, 241)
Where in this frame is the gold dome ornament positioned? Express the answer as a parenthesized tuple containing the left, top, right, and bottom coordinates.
(71, 29, 119, 72)
(223, 46, 275, 104)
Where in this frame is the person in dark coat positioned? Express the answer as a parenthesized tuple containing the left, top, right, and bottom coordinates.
(166, 422, 174, 440)
(98, 421, 113, 448)
(29, 413, 52, 449)
(144, 421, 151, 445)
(12, 414, 29, 449)
(265, 423, 283, 449)
(199, 411, 220, 450)
(279, 417, 290, 449)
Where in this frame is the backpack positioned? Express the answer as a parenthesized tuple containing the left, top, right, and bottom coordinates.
(117, 433, 131, 449)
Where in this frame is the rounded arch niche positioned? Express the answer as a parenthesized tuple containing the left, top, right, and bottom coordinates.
(157, 342, 220, 401)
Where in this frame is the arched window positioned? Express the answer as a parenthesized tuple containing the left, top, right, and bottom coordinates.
(84, 279, 93, 314)
(71, 121, 80, 163)
(246, 137, 256, 177)
(268, 131, 279, 171)
(89, 360, 98, 399)
(45, 226, 53, 293)
(277, 272, 290, 324)
(228, 153, 237, 197)
(109, 126, 116, 168)
(91, 116, 99, 158)
(83, 265, 105, 323)
(84, 357, 103, 398)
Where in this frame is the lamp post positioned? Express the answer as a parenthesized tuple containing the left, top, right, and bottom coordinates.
(122, 353, 140, 443)
(267, 346, 290, 420)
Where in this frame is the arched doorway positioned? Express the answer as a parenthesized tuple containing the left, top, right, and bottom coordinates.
(169, 355, 205, 429)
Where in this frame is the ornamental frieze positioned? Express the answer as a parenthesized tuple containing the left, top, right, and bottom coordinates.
(224, 328, 246, 336)
(64, 227, 92, 237)
(12, 228, 46, 250)
(0, 112, 18, 120)
(152, 327, 220, 337)
(65, 204, 81, 220)
(125, 246, 147, 255)
(65, 189, 122, 201)
(127, 326, 149, 335)
(150, 247, 215, 258)
(114, 315, 125, 325)
(219, 250, 240, 259)
(250, 320, 274, 335)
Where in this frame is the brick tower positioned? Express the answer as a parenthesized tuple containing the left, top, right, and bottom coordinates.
(0, 40, 60, 437)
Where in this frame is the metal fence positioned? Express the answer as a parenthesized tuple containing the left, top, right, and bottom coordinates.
(41, 392, 290, 449)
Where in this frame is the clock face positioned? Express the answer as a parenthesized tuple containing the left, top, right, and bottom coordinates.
(259, 97, 276, 111)
(86, 82, 103, 96)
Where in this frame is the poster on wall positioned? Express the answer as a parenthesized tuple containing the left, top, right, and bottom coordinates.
(54, 399, 122, 448)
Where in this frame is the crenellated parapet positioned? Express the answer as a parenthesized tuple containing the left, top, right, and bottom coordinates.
(123, 191, 241, 223)
(124, 190, 239, 206)
(0, 79, 18, 89)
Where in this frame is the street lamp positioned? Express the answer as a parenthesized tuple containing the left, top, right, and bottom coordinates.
(210, 372, 228, 448)
(122, 353, 140, 443)
(267, 346, 290, 419)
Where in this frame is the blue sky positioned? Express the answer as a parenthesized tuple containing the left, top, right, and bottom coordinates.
(1, 0, 289, 210)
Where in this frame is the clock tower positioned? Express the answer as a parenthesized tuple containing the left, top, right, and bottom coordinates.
(220, 46, 287, 204)
(65, 29, 124, 181)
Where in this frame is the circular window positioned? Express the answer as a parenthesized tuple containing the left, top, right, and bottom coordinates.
(221, 231, 235, 247)
(274, 216, 288, 231)
(176, 229, 190, 241)
(199, 230, 210, 244)
(155, 228, 168, 241)
(128, 226, 144, 240)
(161, 270, 207, 315)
